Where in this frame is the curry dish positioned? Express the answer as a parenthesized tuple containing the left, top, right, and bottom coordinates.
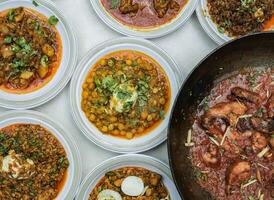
(207, 0, 274, 37)
(0, 7, 62, 94)
(100, 0, 188, 29)
(89, 167, 170, 199)
(187, 68, 274, 200)
(81, 50, 170, 139)
(0, 124, 69, 200)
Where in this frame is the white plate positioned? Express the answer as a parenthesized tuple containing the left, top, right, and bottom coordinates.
(70, 37, 181, 153)
(75, 154, 181, 200)
(0, 110, 82, 200)
(0, 0, 77, 109)
(196, 0, 230, 44)
(89, 0, 198, 38)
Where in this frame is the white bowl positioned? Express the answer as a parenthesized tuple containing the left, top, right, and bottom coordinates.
(70, 37, 181, 153)
(89, 0, 198, 38)
(75, 154, 181, 200)
(0, 110, 82, 200)
(0, 0, 77, 109)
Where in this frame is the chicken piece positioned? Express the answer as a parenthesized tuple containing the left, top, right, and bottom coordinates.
(202, 144, 220, 168)
(201, 102, 247, 137)
(237, 116, 274, 134)
(251, 132, 268, 152)
(226, 161, 251, 193)
(229, 87, 261, 105)
(250, 117, 274, 134)
(119, 0, 139, 15)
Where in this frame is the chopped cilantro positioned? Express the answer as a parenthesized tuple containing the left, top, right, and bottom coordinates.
(32, 0, 39, 7)
(4, 36, 13, 44)
(110, 0, 121, 9)
(48, 15, 59, 26)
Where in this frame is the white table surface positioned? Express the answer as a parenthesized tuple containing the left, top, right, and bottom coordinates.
(0, 0, 217, 181)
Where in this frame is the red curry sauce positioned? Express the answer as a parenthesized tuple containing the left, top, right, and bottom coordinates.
(189, 68, 274, 200)
(100, 0, 188, 29)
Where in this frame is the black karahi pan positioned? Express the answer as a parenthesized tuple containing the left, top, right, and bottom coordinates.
(168, 32, 274, 200)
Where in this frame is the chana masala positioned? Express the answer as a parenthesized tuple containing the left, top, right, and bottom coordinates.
(188, 68, 274, 200)
(0, 124, 69, 200)
(207, 0, 274, 37)
(100, 0, 188, 29)
(81, 50, 170, 139)
(89, 167, 170, 199)
(0, 7, 62, 94)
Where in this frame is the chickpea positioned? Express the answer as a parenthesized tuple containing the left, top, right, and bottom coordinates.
(137, 127, 144, 133)
(101, 126, 108, 132)
(147, 114, 153, 122)
(91, 91, 98, 98)
(86, 78, 93, 83)
(126, 59, 132, 66)
(141, 111, 148, 120)
(100, 59, 107, 66)
(82, 91, 88, 99)
(118, 123, 125, 130)
(112, 129, 119, 135)
(110, 116, 117, 123)
(89, 114, 96, 122)
(159, 98, 166, 105)
(108, 124, 114, 131)
(120, 131, 126, 136)
(126, 132, 134, 139)
(152, 88, 158, 93)
(88, 83, 95, 89)
(82, 83, 88, 89)
(147, 64, 153, 71)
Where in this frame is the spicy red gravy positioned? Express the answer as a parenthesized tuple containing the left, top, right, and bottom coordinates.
(100, 0, 188, 29)
(189, 68, 274, 200)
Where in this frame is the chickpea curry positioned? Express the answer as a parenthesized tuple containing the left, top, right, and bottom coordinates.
(0, 124, 69, 200)
(89, 167, 170, 199)
(187, 68, 274, 200)
(81, 50, 170, 139)
(0, 7, 62, 94)
(100, 0, 188, 29)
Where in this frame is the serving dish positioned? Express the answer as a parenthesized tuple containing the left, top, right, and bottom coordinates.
(70, 37, 180, 153)
(0, 0, 77, 109)
(89, 0, 198, 38)
(168, 32, 274, 199)
(75, 154, 181, 200)
(0, 110, 82, 200)
(196, 0, 274, 44)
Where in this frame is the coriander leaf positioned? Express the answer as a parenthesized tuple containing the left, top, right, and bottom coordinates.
(40, 55, 49, 67)
(110, 0, 121, 9)
(48, 15, 59, 26)
(160, 110, 165, 119)
(32, 0, 39, 7)
(4, 36, 13, 44)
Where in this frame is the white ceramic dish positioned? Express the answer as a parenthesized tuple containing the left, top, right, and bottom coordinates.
(0, 0, 77, 109)
(70, 37, 181, 153)
(89, 0, 198, 38)
(196, 0, 231, 44)
(0, 110, 82, 200)
(75, 154, 181, 200)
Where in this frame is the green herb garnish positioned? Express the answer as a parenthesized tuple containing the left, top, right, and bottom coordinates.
(110, 0, 121, 9)
(40, 55, 49, 67)
(48, 15, 59, 26)
(32, 0, 39, 7)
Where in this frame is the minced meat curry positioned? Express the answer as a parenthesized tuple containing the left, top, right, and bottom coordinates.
(0, 124, 69, 200)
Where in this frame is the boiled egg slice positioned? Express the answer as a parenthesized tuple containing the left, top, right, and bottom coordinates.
(1, 150, 35, 179)
(121, 176, 144, 196)
(97, 189, 122, 200)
